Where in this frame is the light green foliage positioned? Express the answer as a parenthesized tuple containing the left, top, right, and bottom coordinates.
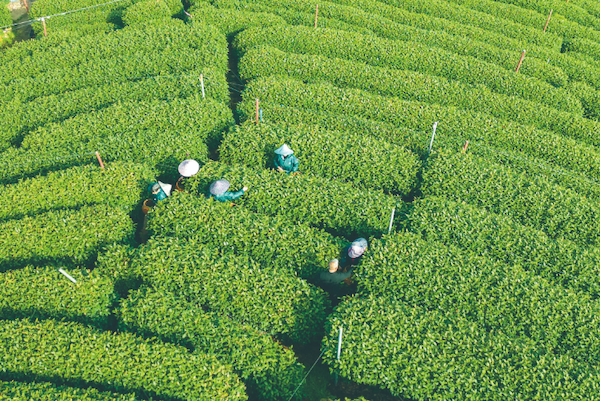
(119, 286, 306, 400)
(0, 264, 116, 327)
(125, 237, 330, 342)
(240, 77, 600, 180)
(408, 196, 600, 297)
(0, 381, 140, 400)
(0, 204, 134, 270)
(219, 121, 421, 195)
(323, 295, 600, 400)
(239, 46, 600, 145)
(421, 151, 600, 247)
(0, 97, 233, 182)
(234, 25, 580, 114)
(0, 319, 247, 400)
(122, 0, 172, 26)
(186, 161, 402, 238)
(0, 162, 154, 220)
(147, 192, 343, 278)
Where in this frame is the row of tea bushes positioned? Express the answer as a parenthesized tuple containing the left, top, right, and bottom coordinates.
(0, 162, 154, 220)
(147, 192, 343, 278)
(98, 237, 330, 343)
(239, 45, 600, 145)
(0, 204, 134, 271)
(0, 264, 116, 327)
(239, 77, 600, 179)
(323, 295, 600, 400)
(219, 120, 421, 195)
(0, 97, 233, 183)
(234, 25, 581, 114)
(119, 286, 305, 400)
(407, 196, 600, 297)
(0, 381, 139, 401)
(186, 161, 402, 238)
(421, 151, 600, 247)
(0, 319, 247, 400)
(1, 67, 227, 146)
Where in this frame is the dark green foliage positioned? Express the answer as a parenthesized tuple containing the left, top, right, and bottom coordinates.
(0, 381, 140, 400)
(219, 121, 421, 195)
(234, 26, 581, 113)
(119, 286, 306, 400)
(0, 265, 116, 327)
(186, 161, 402, 238)
(0, 162, 154, 221)
(113, 237, 330, 342)
(0, 204, 134, 270)
(147, 192, 343, 278)
(0, 319, 247, 400)
(421, 151, 600, 247)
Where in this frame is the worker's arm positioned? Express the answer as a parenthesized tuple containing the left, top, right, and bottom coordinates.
(215, 189, 245, 202)
(291, 155, 299, 173)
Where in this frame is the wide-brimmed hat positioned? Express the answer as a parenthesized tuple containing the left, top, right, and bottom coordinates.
(178, 159, 200, 177)
(274, 144, 294, 156)
(209, 179, 230, 196)
(158, 181, 172, 197)
(348, 238, 368, 258)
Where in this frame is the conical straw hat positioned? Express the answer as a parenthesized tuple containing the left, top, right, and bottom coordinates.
(178, 159, 200, 177)
(274, 144, 294, 156)
(209, 179, 230, 196)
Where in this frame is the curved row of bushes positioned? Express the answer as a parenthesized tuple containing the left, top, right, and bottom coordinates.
(219, 120, 421, 195)
(1, 68, 228, 147)
(0, 319, 247, 400)
(186, 161, 402, 238)
(0, 20, 227, 103)
(239, 77, 600, 180)
(0, 381, 139, 401)
(234, 25, 581, 114)
(323, 295, 600, 400)
(147, 192, 343, 278)
(0, 265, 116, 327)
(0, 204, 134, 271)
(239, 46, 600, 146)
(407, 196, 600, 297)
(227, 0, 567, 86)
(0, 162, 154, 221)
(0, 97, 233, 183)
(102, 237, 330, 343)
(421, 151, 600, 247)
(119, 286, 305, 401)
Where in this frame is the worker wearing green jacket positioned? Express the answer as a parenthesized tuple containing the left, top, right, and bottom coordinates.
(209, 179, 248, 202)
(274, 144, 299, 174)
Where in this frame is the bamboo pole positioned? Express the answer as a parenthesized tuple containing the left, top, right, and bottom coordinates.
(95, 151, 105, 169)
(200, 74, 205, 99)
(543, 9, 553, 32)
(515, 50, 526, 73)
(255, 98, 260, 124)
(314, 4, 319, 28)
(41, 17, 47, 36)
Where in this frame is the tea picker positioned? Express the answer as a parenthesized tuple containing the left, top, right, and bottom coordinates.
(339, 238, 368, 271)
(176, 159, 200, 191)
(209, 179, 248, 202)
(274, 144, 299, 174)
(148, 181, 172, 204)
(318, 259, 355, 297)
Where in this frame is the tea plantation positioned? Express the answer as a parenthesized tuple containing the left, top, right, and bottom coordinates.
(2, 0, 600, 400)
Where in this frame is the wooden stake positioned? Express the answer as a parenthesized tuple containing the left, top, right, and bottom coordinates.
(23, 0, 29, 13)
(58, 268, 77, 284)
(199, 74, 205, 99)
(335, 326, 343, 385)
(95, 151, 105, 169)
(255, 98, 259, 124)
(388, 207, 396, 235)
(515, 50, 526, 73)
(543, 9, 553, 32)
(315, 4, 319, 28)
(428, 121, 438, 154)
(462, 140, 469, 154)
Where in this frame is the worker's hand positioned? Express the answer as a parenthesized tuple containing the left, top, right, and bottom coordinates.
(277, 166, 284, 172)
(243, 186, 249, 192)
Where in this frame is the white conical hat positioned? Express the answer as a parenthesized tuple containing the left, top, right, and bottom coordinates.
(209, 179, 230, 196)
(178, 159, 200, 177)
(158, 181, 172, 197)
(274, 144, 294, 156)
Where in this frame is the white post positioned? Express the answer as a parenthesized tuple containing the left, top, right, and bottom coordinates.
(335, 326, 343, 385)
(200, 74, 206, 99)
(58, 268, 77, 284)
(428, 121, 438, 154)
(388, 207, 396, 235)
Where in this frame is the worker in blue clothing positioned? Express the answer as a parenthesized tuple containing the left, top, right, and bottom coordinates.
(208, 179, 248, 202)
(274, 144, 299, 174)
(148, 181, 172, 204)
(339, 238, 368, 271)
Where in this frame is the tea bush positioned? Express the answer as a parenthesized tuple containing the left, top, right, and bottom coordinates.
(0, 381, 139, 401)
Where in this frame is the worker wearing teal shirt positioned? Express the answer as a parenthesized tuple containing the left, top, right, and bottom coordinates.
(274, 144, 299, 174)
(209, 179, 248, 202)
